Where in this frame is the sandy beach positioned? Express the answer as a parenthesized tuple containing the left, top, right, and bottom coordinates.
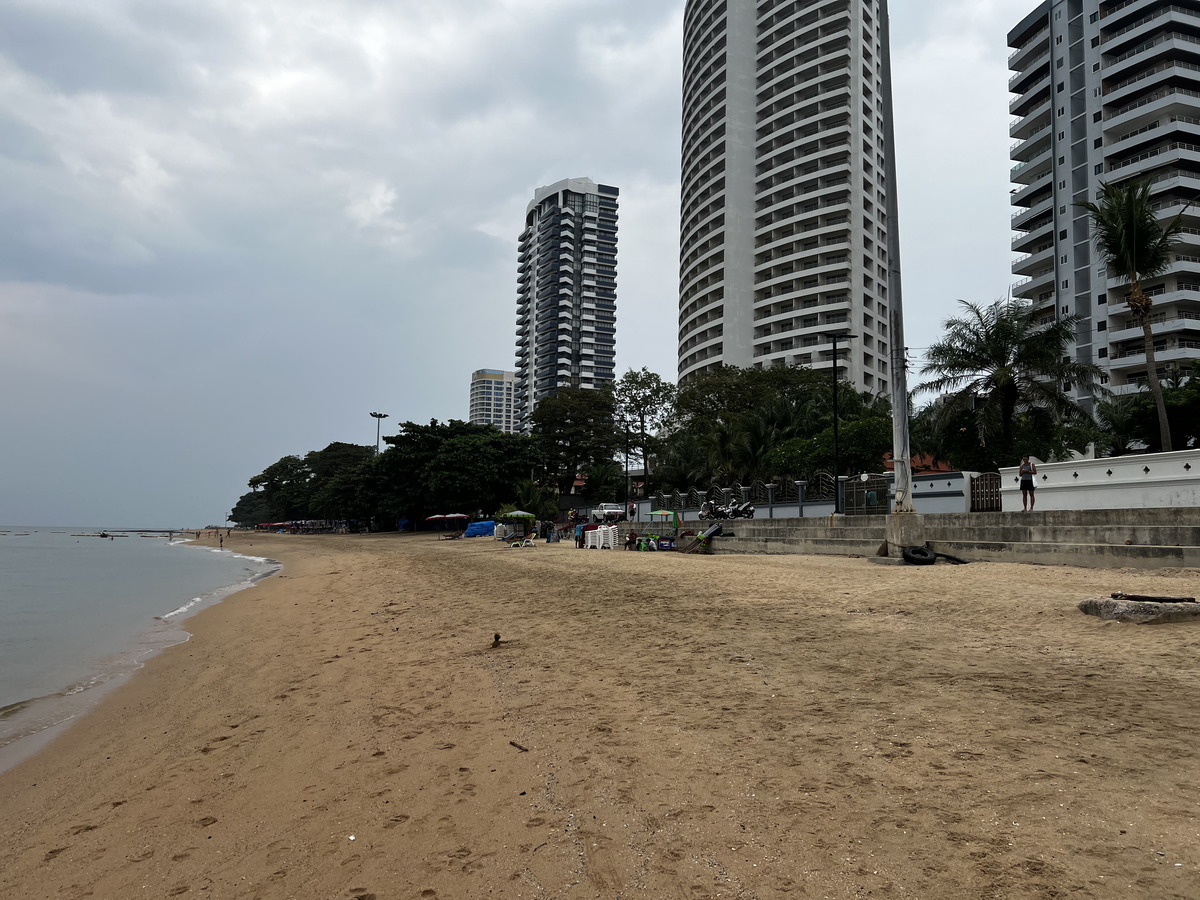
(1, 532, 1198, 899)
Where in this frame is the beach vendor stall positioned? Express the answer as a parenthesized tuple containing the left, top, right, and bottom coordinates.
(495, 510, 535, 541)
(644, 509, 681, 550)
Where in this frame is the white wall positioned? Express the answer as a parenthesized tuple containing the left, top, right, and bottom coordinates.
(1000, 449, 1200, 511)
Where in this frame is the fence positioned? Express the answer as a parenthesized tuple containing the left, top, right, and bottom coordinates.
(844, 474, 890, 516)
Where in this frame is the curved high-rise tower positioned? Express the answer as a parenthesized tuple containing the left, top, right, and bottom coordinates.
(679, 0, 899, 397)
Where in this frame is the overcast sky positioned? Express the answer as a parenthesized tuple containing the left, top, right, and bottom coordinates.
(0, 0, 1038, 527)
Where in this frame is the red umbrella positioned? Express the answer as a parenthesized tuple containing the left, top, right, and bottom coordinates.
(444, 513, 469, 519)
(425, 514, 446, 521)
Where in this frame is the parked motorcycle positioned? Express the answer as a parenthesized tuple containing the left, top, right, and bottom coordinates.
(729, 500, 756, 519)
(698, 500, 730, 520)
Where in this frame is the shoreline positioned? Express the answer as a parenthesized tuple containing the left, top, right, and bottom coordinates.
(1, 531, 1197, 898)
(0, 533, 279, 774)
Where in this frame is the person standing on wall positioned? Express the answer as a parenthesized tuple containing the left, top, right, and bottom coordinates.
(1019, 455, 1038, 512)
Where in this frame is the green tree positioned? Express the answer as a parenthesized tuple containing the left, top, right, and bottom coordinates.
(531, 387, 619, 495)
(1080, 177, 1186, 451)
(765, 417, 893, 478)
(917, 299, 1103, 468)
(1102, 361, 1200, 452)
(658, 364, 893, 488)
(613, 367, 676, 495)
(229, 489, 275, 527)
(376, 420, 539, 523)
(511, 479, 560, 520)
(247, 454, 313, 520)
(674, 365, 829, 432)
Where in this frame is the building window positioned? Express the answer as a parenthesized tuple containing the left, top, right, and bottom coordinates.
(1098, 348, 1107, 358)
(1094, 163, 1103, 174)
(1093, 111, 1102, 123)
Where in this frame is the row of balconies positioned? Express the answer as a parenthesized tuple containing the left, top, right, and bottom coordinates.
(755, 175, 849, 214)
(755, 213, 850, 253)
(757, 88, 851, 140)
(757, 73, 850, 124)
(756, 36, 851, 95)
(754, 191, 851, 231)
(756, 232, 848, 267)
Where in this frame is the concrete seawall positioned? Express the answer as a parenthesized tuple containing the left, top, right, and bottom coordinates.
(691, 508, 1200, 569)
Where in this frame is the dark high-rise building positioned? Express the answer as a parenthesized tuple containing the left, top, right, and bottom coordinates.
(515, 177, 619, 429)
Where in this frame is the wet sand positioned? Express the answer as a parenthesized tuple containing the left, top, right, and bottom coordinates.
(1, 531, 1198, 899)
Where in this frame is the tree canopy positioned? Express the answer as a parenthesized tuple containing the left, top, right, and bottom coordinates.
(916, 299, 1103, 469)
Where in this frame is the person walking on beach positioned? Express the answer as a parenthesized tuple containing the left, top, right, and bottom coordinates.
(1019, 455, 1037, 511)
(219, 534, 224, 550)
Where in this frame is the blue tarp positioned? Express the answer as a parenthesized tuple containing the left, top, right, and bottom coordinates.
(464, 520, 495, 538)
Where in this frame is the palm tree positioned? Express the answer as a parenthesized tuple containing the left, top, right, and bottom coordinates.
(1080, 177, 1186, 451)
(1095, 394, 1143, 457)
(917, 299, 1103, 466)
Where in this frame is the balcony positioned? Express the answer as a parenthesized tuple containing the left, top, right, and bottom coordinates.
(1009, 48, 1051, 93)
(1108, 310, 1200, 340)
(1011, 143, 1053, 184)
(1011, 169, 1053, 206)
(1013, 244, 1055, 277)
(1107, 139, 1200, 179)
(1010, 99, 1052, 140)
(1012, 194, 1054, 232)
(1008, 25, 1049, 70)
(1011, 266, 1055, 298)
(1010, 77, 1051, 118)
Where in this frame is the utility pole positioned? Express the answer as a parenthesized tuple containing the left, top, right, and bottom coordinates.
(880, 0, 916, 514)
(831, 333, 844, 514)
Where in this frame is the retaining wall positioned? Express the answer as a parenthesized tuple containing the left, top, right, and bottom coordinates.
(704, 508, 1200, 570)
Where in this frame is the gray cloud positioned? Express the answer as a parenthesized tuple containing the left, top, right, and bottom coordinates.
(0, 0, 1034, 526)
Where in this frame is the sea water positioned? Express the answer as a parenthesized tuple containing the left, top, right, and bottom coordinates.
(0, 527, 277, 770)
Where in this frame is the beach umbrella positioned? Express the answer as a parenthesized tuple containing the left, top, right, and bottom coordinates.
(502, 510, 535, 518)
(649, 509, 680, 529)
(444, 513, 469, 519)
(425, 514, 446, 521)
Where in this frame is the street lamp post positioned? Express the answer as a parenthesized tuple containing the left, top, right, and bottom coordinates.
(370, 411, 389, 455)
(830, 333, 852, 514)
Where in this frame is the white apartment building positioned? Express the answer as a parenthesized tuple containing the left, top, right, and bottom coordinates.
(468, 369, 516, 433)
(677, 0, 899, 394)
(1009, 0, 1200, 407)
(514, 177, 618, 429)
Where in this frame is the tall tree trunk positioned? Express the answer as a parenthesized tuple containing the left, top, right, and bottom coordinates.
(1130, 280, 1172, 452)
(1140, 318, 1173, 451)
